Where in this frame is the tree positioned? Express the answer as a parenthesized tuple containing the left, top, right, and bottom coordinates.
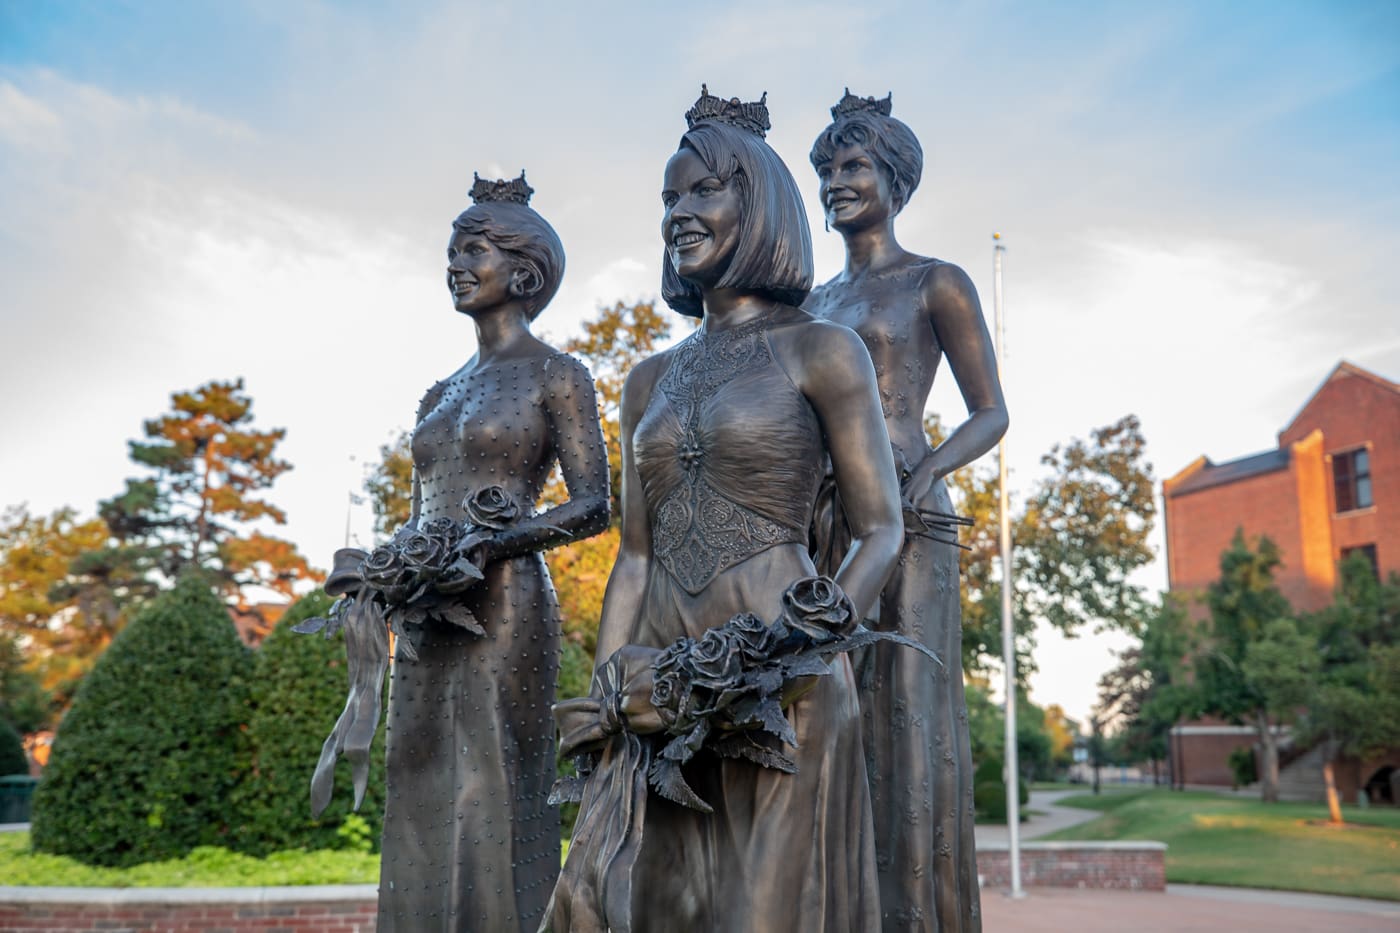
(1095, 594, 1200, 784)
(0, 505, 133, 708)
(927, 413, 1157, 676)
(1303, 554, 1400, 821)
(31, 574, 253, 866)
(102, 379, 316, 603)
(1194, 530, 1305, 802)
(365, 431, 413, 538)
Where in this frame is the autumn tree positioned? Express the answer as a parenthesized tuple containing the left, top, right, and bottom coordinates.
(102, 379, 315, 604)
(0, 505, 130, 708)
(365, 431, 413, 538)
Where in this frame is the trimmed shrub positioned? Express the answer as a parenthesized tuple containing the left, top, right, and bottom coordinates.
(230, 592, 386, 855)
(0, 719, 27, 776)
(30, 575, 252, 866)
(973, 755, 1029, 822)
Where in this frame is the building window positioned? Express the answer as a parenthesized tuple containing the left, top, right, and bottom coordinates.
(1340, 543, 1380, 580)
(1332, 447, 1373, 513)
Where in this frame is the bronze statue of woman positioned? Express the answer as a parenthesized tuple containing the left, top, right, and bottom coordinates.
(805, 91, 1009, 932)
(315, 173, 610, 932)
(543, 89, 904, 932)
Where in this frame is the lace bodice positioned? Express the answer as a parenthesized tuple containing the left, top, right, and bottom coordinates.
(633, 316, 823, 594)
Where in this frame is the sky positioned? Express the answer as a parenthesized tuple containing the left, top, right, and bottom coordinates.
(1, 0, 1397, 726)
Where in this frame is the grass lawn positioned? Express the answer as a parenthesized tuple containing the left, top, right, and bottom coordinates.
(0, 833, 378, 887)
(1039, 788, 1400, 901)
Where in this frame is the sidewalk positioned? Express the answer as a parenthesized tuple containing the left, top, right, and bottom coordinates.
(980, 885, 1400, 932)
(973, 788, 1100, 846)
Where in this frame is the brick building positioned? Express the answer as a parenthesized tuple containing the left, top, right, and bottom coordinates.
(1161, 361, 1400, 795)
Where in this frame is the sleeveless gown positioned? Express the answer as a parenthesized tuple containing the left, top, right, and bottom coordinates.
(546, 314, 880, 932)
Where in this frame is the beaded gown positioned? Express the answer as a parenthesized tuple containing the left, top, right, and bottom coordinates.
(379, 351, 608, 933)
(546, 312, 880, 933)
(807, 260, 982, 933)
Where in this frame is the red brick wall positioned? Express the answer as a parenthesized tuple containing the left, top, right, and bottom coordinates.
(1170, 725, 1256, 786)
(1279, 367, 1400, 578)
(1164, 439, 1335, 614)
(976, 843, 1166, 891)
(0, 895, 377, 932)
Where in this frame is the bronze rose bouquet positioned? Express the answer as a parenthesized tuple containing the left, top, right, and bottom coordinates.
(645, 576, 939, 812)
(294, 485, 525, 661)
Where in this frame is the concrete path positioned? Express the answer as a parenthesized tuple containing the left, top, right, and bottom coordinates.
(981, 885, 1400, 932)
(973, 788, 1101, 846)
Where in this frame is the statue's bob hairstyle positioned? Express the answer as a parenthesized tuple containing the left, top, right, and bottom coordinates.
(809, 111, 924, 215)
(661, 121, 814, 318)
(452, 202, 565, 321)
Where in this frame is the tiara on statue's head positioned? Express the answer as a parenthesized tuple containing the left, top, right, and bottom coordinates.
(684, 84, 771, 138)
(830, 88, 893, 121)
(469, 171, 534, 205)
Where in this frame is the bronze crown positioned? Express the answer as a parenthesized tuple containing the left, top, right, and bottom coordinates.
(469, 171, 534, 206)
(684, 84, 771, 138)
(830, 88, 892, 121)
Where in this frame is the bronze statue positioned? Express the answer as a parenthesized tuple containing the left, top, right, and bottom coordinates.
(305, 173, 610, 932)
(805, 90, 1009, 933)
(543, 88, 905, 933)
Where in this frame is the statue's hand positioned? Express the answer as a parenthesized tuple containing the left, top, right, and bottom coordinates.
(613, 645, 665, 735)
(902, 457, 945, 507)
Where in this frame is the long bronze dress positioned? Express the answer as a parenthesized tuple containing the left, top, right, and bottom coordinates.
(547, 313, 880, 932)
(379, 352, 608, 932)
(808, 262, 982, 932)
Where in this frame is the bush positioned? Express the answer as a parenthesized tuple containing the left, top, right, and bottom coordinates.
(230, 592, 386, 855)
(973, 755, 1029, 822)
(0, 718, 27, 776)
(30, 575, 252, 866)
(1228, 745, 1257, 789)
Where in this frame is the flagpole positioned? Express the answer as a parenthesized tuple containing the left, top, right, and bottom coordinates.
(993, 232, 1023, 898)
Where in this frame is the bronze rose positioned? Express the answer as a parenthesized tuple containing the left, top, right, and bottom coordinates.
(398, 530, 448, 581)
(727, 612, 779, 663)
(688, 627, 744, 692)
(360, 546, 413, 603)
(780, 576, 855, 644)
(463, 485, 521, 530)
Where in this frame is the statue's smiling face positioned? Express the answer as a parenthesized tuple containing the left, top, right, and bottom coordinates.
(816, 142, 894, 232)
(446, 230, 514, 315)
(662, 147, 742, 286)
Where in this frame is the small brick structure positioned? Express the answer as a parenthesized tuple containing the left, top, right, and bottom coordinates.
(0, 884, 378, 932)
(976, 841, 1167, 891)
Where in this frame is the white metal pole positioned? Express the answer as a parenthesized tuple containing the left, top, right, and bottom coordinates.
(993, 233, 1023, 897)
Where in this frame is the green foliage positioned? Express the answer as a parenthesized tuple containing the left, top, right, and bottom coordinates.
(972, 754, 1028, 822)
(1303, 555, 1400, 761)
(1095, 594, 1200, 767)
(30, 575, 253, 866)
(0, 832, 378, 887)
(0, 718, 27, 776)
(0, 634, 51, 734)
(1227, 745, 1257, 788)
(927, 413, 1156, 676)
(1040, 788, 1400, 901)
(231, 591, 386, 856)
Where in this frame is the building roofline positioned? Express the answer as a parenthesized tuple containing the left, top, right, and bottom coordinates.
(1278, 360, 1400, 442)
(1164, 447, 1291, 498)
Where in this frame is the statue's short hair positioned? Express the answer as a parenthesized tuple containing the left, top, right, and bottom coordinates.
(809, 111, 924, 214)
(452, 202, 565, 320)
(661, 121, 814, 318)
